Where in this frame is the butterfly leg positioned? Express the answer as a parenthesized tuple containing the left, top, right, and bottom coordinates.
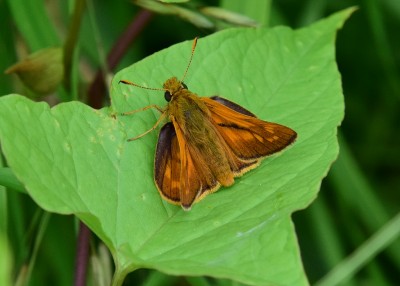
(121, 104, 164, 116)
(127, 112, 167, 141)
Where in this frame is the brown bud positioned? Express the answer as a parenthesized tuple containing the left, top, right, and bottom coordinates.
(5, 47, 64, 96)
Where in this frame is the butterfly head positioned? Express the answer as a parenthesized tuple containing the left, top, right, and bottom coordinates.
(162, 38, 197, 102)
(163, 76, 188, 102)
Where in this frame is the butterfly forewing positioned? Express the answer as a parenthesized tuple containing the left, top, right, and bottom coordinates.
(203, 97, 297, 160)
(209, 96, 256, 117)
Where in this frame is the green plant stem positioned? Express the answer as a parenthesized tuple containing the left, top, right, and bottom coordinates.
(363, 0, 400, 100)
(15, 209, 41, 286)
(330, 134, 400, 267)
(307, 196, 356, 286)
(63, 0, 86, 94)
(315, 212, 400, 286)
(0, 155, 8, 282)
(15, 211, 50, 286)
(111, 265, 132, 286)
(340, 209, 390, 285)
(6, 0, 59, 50)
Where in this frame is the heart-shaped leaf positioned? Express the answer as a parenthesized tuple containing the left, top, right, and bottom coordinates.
(0, 8, 354, 285)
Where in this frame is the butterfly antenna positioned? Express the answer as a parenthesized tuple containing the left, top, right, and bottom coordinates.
(119, 80, 166, 92)
(181, 37, 198, 82)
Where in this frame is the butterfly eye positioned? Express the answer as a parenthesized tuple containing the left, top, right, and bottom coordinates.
(181, 82, 188, 89)
(164, 91, 172, 102)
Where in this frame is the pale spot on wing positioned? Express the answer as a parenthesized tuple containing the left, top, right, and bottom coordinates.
(266, 126, 275, 133)
(254, 134, 264, 141)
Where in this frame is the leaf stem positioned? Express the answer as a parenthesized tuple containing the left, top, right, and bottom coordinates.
(74, 222, 91, 286)
(111, 265, 131, 286)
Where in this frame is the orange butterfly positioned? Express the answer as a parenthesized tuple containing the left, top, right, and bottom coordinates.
(120, 38, 297, 210)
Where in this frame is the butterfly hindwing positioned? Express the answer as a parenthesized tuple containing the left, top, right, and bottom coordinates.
(155, 120, 220, 210)
(180, 141, 220, 209)
(154, 123, 182, 204)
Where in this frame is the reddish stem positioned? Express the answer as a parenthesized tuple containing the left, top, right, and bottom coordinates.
(74, 9, 154, 286)
(87, 9, 154, 108)
(74, 222, 91, 286)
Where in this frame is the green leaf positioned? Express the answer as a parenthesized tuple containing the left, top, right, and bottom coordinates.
(6, 0, 59, 50)
(0, 8, 355, 286)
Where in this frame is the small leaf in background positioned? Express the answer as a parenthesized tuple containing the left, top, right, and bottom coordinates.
(134, 0, 214, 29)
(170, 5, 214, 29)
(134, 0, 176, 15)
(5, 47, 63, 97)
(0, 168, 26, 194)
(159, 0, 189, 3)
(200, 6, 259, 27)
(0, 8, 355, 286)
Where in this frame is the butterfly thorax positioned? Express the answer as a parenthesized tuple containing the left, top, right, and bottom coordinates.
(163, 76, 212, 126)
(166, 85, 212, 137)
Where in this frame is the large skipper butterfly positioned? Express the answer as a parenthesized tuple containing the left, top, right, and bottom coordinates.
(120, 38, 297, 210)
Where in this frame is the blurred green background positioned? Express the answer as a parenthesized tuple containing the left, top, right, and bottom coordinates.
(0, 0, 399, 285)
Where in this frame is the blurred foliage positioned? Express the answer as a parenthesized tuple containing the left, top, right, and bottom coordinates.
(0, 0, 399, 285)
